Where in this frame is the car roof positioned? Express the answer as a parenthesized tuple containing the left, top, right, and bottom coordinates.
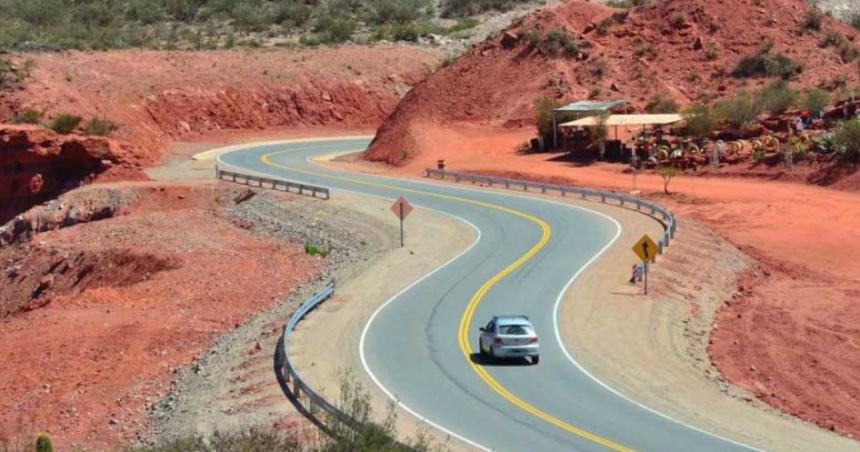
(494, 315, 532, 326)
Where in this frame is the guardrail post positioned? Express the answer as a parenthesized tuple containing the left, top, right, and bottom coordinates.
(600, 194, 606, 203)
(658, 240, 664, 255)
(541, 186, 546, 194)
(620, 198, 625, 207)
(293, 378, 301, 398)
(651, 206, 656, 215)
(636, 201, 641, 211)
(505, 180, 509, 189)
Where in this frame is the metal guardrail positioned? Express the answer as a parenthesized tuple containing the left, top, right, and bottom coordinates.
(425, 168, 677, 254)
(279, 281, 361, 429)
(216, 165, 331, 200)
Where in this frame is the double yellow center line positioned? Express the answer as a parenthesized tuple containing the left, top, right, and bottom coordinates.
(258, 148, 632, 451)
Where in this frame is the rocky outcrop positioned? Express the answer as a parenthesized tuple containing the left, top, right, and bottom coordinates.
(0, 125, 141, 224)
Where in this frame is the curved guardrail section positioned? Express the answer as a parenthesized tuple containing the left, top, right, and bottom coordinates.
(425, 168, 676, 254)
(279, 281, 361, 430)
(216, 164, 331, 200)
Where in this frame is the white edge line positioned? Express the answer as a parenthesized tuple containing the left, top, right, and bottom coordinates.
(218, 138, 761, 452)
(357, 212, 491, 452)
(215, 140, 490, 450)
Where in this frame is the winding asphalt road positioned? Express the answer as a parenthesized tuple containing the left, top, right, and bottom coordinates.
(219, 138, 756, 452)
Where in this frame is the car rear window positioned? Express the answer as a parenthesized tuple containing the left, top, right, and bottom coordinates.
(499, 325, 532, 335)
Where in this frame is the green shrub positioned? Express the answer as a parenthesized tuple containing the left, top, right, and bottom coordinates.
(447, 17, 479, 34)
(758, 79, 798, 114)
(833, 118, 860, 162)
(367, 0, 432, 25)
(678, 103, 715, 137)
(442, 0, 516, 18)
(753, 149, 766, 161)
(801, 88, 830, 114)
(732, 44, 802, 79)
(48, 113, 82, 134)
(314, 17, 356, 43)
(802, 9, 824, 31)
(819, 29, 860, 62)
(305, 243, 331, 257)
(274, 1, 313, 27)
(534, 96, 560, 146)
(84, 117, 119, 136)
(645, 93, 679, 113)
(0, 59, 21, 89)
(34, 433, 53, 452)
(714, 90, 764, 129)
(12, 108, 42, 124)
(522, 27, 579, 57)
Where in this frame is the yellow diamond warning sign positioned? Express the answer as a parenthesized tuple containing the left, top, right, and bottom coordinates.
(632, 234, 658, 263)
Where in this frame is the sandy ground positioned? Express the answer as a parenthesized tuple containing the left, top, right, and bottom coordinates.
(342, 122, 860, 441)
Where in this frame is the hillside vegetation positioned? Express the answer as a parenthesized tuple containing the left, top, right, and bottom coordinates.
(0, 0, 525, 50)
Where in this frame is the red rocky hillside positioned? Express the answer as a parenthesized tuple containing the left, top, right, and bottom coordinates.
(365, 0, 860, 165)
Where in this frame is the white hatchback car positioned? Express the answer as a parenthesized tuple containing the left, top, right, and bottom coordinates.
(478, 315, 539, 364)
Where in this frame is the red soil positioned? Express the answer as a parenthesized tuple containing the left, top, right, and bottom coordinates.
(366, 0, 860, 165)
(0, 182, 320, 448)
(0, 45, 441, 167)
(336, 122, 860, 439)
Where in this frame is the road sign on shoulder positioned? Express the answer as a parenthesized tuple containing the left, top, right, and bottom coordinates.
(390, 196, 413, 220)
(391, 196, 412, 247)
(632, 234, 658, 263)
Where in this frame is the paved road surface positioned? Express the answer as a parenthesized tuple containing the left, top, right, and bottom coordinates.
(219, 138, 755, 452)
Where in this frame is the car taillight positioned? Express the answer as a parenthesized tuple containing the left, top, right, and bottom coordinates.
(529, 337, 538, 344)
(493, 337, 503, 345)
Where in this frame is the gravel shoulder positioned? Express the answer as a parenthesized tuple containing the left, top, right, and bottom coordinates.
(148, 189, 400, 444)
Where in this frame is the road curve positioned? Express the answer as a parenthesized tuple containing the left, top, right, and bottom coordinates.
(218, 138, 756, 452)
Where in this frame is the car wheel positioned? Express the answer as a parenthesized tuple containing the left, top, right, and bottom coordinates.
(478, 338, 485, 356)
(532, 356, 540, 365)
(488, 345, 495, 361)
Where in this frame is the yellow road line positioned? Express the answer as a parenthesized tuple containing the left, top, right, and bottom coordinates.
(259, 149, 633, 452)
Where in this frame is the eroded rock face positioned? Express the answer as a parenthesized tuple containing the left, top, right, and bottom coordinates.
(0, 125, 127, 223)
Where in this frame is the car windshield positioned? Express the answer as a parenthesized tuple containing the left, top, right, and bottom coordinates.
(499, 325, 531, 335)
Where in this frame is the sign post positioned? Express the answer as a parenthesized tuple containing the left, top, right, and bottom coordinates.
(631, 234, 658, 295)
(390, 196, 413, 247)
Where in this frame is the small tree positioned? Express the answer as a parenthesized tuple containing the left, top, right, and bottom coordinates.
(714, 90, 763, 130)
(833, 118, 860, 162)
(801, 88, 830, 115)
(34, 433, 53, 452)
(645, 93, 679, 113)
(533, 96, 560, 149)
(657, 164, 678, 194)
(679, 102, 715, 137)
(589, 111, 610, 159)
(758, 79, 797, 115)
(48, 114, 82, 134)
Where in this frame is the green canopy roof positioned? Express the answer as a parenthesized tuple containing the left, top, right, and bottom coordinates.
(553, 100, 626, 113)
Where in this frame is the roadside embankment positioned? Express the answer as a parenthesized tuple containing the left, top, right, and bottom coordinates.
(0, 181, 332, 449)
